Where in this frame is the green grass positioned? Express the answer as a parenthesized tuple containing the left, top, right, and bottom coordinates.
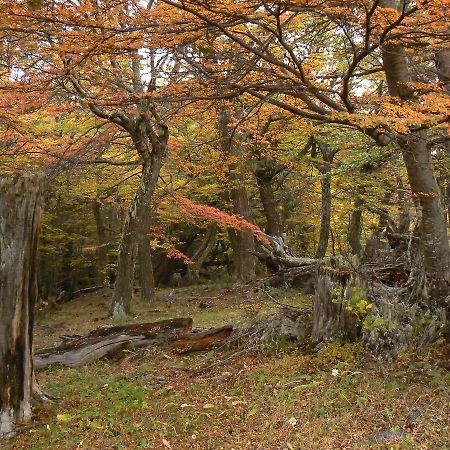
(6, 285, 450, 449)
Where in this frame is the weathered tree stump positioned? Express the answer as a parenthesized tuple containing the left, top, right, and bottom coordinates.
(312, 257, 364, 341)
(0, 173, 44, 437)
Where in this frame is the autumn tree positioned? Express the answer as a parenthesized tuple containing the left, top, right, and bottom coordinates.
(1, 0, 189, 318)
(158, 0, 450, 302)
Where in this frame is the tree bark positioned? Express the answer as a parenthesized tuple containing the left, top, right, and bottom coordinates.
(316, 172, 332, 258)
(34, 319, 234, 368)
(92, 200, 109, 284)
(348, 196, 364, 256)
(228, 181, 256, 282)
(312, 257, 363, 342)
(435, 48, 450, 225)
(0, 173, 43, 437)
(218, 105, 256, 282)
(110, 139, 166, 320)
(255, 164, 284, 238)
(137, 207, 156, 303)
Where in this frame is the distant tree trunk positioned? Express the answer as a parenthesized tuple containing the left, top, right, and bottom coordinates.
(218, 105, 256, 283)
(110, 135, 166, 319)
(0, 173, 43, 437)
(348, 196, 364, 256)
(381, 20, 450, 299)
(137, 207, 156, 303)
(228, 178, 256, 282)
(396, 176, 411, 235)
(186, 226, 218, 283)
(255, 163, 284, 238)
(316, 172, 332, 258)
(92, 200, 109, 284)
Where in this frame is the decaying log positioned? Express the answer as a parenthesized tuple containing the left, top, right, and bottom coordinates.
(34, 319, 193, 369)
(34, 318, 234, 369)
(172, 325, 234, 353)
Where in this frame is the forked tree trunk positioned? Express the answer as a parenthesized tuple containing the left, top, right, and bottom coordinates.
(186, 226, 218, 283)
(0, 173, 43, 437)
(110, 143, 165, 320)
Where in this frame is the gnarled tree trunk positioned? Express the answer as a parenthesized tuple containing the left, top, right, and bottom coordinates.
(0, 173, 43, 437)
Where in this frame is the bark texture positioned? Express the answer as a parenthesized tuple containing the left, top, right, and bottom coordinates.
(0, 173, 43, 437)
(348, 196, 364, 256)
(138, 207, 156, 303)
(255, 160, 284, 238)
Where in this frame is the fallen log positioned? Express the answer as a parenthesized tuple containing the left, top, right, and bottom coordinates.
(33, 318, 234, 369)
(34, 318, 193, 369)
(173, 325, 234, 354)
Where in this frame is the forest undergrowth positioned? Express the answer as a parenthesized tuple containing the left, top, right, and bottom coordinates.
(5, 284, 449, 450)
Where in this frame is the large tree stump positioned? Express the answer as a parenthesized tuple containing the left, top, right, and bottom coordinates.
(312, 257, 364, 341)
(0, 173, 43, 437)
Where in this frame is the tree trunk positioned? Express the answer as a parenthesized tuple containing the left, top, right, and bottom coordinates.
(255, 170, 283, 238)
(34, 319, 234, 368)
(399, 132, 450, 298)
(316, 172, 332, 258)
(435, 48, 450, 225)
(381, 34, 450, 298)
(218, 105, 256, 283)
(312, 257, 363, 342)
(137, 207, 156, 303)
(110, 144, 165, 320)
(0, 173, 43, 437)
(227, 182, 256, 283)
(186, 226, 218, 283)
(348, 196, 364, 256)
(92, 200, 109, 284)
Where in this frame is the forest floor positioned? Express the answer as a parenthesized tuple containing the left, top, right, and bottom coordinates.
(5, 283, 450, 450)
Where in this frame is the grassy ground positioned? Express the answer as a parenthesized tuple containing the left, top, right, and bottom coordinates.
(5, 284, 450, 450)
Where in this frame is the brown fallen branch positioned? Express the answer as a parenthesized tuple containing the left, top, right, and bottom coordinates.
(173, 325, 234, 354)
(33, 318, 234, 369)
